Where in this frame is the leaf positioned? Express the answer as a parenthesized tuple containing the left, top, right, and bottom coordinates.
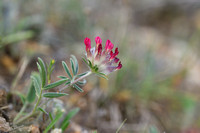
(49, 112, 53, 121)
(82, 57, 88, 65)
(36, 63, 42, 78)
(44, 79, 68, 90)
(77, 71, 89, 78)
(62, 61, 72, 79)
(70, 58, 76, 76)
(88, 60, 93, 68)
(71, 55, 79, 75)
(44, 111, 63, 133)
(38, 107, 48, 115)
(61, 108, 80, 131)
(38, 57, 47, 87)
(73, 84, 84, 92)
(57, 76, 68, 80)
(77, 79, 86, 86)
(15, 92, 26, 104)
(43, 92, 68, 98)
(26, 81, 36, 103)
(31, 75, 41, 98)
(65, 81, 71, 85)
(95, 72, 108, 80)
(47, 59, 55, 84)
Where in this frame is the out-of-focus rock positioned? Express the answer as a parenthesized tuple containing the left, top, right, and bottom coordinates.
(0, 116, 12, 132)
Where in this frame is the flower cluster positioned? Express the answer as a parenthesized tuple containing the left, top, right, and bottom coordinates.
(84, 36, 122, 75)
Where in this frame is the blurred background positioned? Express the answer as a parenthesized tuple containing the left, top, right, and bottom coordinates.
(1, 0, 200, 132)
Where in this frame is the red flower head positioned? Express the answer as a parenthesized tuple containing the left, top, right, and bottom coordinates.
(84, 36, 122, 75)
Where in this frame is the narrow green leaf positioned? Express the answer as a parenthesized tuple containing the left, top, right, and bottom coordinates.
(70, 58, 76, 76)
(31, 75, 41, 97)
(15, 92, 26, 104)
(88, 60, 93, 68)
(65, 81, 71, 85)
(49, 112, 53, 121)
(44, 79, 67, 90)
(71, 55, 79, 75)
(38, 107, 48, 115)
(44, 111, 63, 133)
(77, 71, 89, 78)
(73, 84, 84, 92)
(26, 81, 36, 103)
(33, 72, 42, 87)
(36, 62, 42, 80)
(61, 108, 80, 131)
(82, 57, 88, 65)
(61, 121, 69, 131)
(57, 76, 68, 80)
(62, 61, 72, 79)
(95, 72, 108, 80)
(47, 59, 55, 84)
(43, 92, 68, 98)
(77, 79, 86, 86)
(38, 57, 47, 87)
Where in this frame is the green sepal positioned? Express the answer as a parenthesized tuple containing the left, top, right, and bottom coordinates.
(82, 57, 89, 65)
(95, 72, 108, 80)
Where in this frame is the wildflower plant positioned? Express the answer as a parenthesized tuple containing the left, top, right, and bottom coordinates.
(13, 36, 122, 132)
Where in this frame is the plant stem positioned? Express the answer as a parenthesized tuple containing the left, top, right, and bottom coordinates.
(32, 88, 43, 113)
(59, 71, 92, 92)
(13, 103, 28, 123)
(15, 88, 43, 125)
(15, 112, 38, 125)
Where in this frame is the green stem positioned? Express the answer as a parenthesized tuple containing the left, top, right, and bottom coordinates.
(13, 102, 28, 123)
(15, 88, 43, 125)
(15, 112, 36, 125)
(32, 88, 43, 113)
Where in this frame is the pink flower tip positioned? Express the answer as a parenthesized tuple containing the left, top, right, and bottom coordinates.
(114, 57, 119, 63)
(117, 61, 122, 70)
(105, 40, 114, 52)
(95, 36, 102, 44)
(98, 44, 102, 55)
(84, 37, 91, 51)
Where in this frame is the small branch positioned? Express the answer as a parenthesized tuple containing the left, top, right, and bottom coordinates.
(13, 103, 28, 123)
(15, 88, 43, 125)
(59, 71, 92, 92)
